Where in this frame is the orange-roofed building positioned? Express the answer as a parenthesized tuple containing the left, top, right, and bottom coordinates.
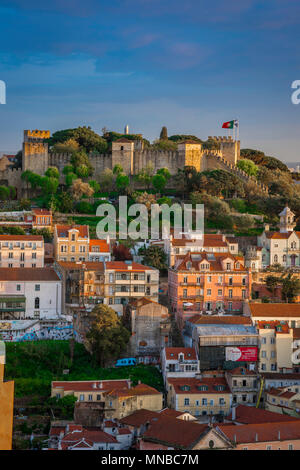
(88, 239, 111, 262)
(168, 251, 251, 327)
(265, 385, 300, 417)
(54, 224, 90, 262)
(161, 347, 200, 385)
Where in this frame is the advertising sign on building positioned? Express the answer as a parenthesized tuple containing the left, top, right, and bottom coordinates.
(225, 346, 258, 362)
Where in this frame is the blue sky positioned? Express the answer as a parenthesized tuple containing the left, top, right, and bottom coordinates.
(0, 0, 300, 161)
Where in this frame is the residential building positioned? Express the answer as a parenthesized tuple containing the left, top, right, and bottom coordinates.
(257, 206, 300, 269)
(0, 208, 52, 231)
(0, 341, 14, 450)
(56, 260, 159, 315)
(225, 403, 300, 425)
(88, 239, 111, 262)
(245, 302, 300, 328)
(161, 347, 200, 386)
(0, 235, 44, 268)
(262, 372, 300, 390)
(0, 268, 62, 320)
(166, 375, 232, 419)
(51, 379, 162, 420)
(225, 367, 259, 406)
(125, 298, 170, 364)
(54, 224, 90, 262)
(104, 383, 163, 420)
(164, 232, 239, 268)
(216, 421, 300, 450)
(168, 251, 251, 327)
(139, 414, 229, 450)
(190, 321, 259, 371)
(49, 423, 122, 450)
(265, 386, 300, 417)
(256, 320, 294, 373)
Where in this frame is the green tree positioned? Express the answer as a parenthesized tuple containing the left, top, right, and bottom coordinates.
(281, 273, 300, 303)
(113, 164, 123, 175)
(65, 172, 77, 187)
(63, 165, 74, 175)
(86, 305, 131, 367)
(116, 173, 129, 193)
(49, 126, 108, 153)
(58, 191, 74, 213)
(89, 180, 100, 193)
(265, 275, 278, 298)
(70, 150, 93, 177)
(138, 245, 167, 271)
(157, 167, 171, 181)
(237, 159, 258, 177)
(135, 164, 154, 189)
(45, 166, 60, 180)
(0, 186, 10, 200)
(152, 174, 166, 194)
(41, 176, 59, 195)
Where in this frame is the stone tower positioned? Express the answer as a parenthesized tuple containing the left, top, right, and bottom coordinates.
(209, 136, 240, 165)
(111, 138, 134, 175)
(22, 129, 50, 175)
(279, 206, 296, 233)
(177, 141, 203, 172)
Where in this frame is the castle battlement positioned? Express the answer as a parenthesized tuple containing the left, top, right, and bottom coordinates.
(24, 130, 50, 141)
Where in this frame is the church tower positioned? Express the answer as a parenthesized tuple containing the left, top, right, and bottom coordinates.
(279, 206, 296, 233)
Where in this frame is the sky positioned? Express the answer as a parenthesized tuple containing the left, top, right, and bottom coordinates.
(0, 0, 300, 162)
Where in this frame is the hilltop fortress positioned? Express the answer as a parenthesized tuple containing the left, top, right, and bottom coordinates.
(0, 129, 267, 197)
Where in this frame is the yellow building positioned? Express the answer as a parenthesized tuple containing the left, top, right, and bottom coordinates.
(0, 341, 14, 450)
(104, 383, 163, 420)
(51, 379, 162, 420)
(266, 385, 300, 417)
(167, 376, 232, 418)
(54, 225, 90, 262)
(257, 321, 294, 373)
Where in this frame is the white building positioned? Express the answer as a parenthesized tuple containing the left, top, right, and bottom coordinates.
(161, 347, 200, 386)
(0, 268, 62, 320)
(0, 235, 44, 268)
(256, 206, 300, 269)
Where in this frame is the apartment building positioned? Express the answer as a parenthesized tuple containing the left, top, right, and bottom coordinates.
(104, 261, 159, 314)
(225, 367, 259, 406)
(167, 375, 232, 418)
(168, 251, 251, 326)
(161, 347, 200, 386)
(0, 235, 44, 268)
(56, 260, 159, 315)
(0, 208, 52, 231)
(51, 379, 162, 420)
(191, 321, 259, 371)
(54, 224, 90, 262)
(88, 239, 111, 262)
(0, 268, 62, 320)
(164, 233, 239, 267)
(245, 303, 300, 328)
(265, 385, 300, 416)
(0, 341, 14, 450)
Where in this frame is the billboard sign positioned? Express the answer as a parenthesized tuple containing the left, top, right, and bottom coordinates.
(226, 346, 258, 362)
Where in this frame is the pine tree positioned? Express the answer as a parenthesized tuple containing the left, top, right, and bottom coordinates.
(160, 126, 168, 140)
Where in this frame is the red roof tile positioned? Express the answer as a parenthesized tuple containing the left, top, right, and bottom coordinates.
(227, 405, 299, 424)
(218, 421, 300, 444)
(249, 303, 300, 318)
(165, 347, 197, 361)
(55, 224, 89, 238)
(167, 377, 230, 394)
(0, 268, 59, 281)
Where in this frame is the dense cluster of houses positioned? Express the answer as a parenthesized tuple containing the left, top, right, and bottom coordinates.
(2, 204, 300, 450)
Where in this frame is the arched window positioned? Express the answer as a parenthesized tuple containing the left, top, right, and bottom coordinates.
(35, 297, 40, 309)
(274, 255, 278, 263)
(283, 255, 287, 262)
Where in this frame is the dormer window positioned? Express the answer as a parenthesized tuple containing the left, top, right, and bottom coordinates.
(236, 262, 240, 269)
(186, 261, 192, 270)
(197, 385, 208, 391)
(226, 263, 231, 271)
(179, 353, 184, 363)
(180, 385, 190, 391)
(214, 385, 225, 391)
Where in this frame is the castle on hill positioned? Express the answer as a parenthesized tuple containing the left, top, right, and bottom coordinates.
(0, 129, 267, 197)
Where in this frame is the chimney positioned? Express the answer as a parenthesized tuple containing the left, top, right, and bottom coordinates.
(278, 430, 281, 441)
(234, 434, 236, 443)
(255, 433, 258, 442)
(232, 405, 236, 421)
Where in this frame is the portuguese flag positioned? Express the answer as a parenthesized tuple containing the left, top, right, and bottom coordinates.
(222, 120, 238, 129)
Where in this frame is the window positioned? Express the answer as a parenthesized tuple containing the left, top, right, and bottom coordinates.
(202, 398, 207, 406)
(97, 394, 101, 401)
(32, 252, 36, 259)
(288, 444, 294, 450)
(35, 284, 40, 291)
(79, 394, 84, 401)
(266, 445, 272, 450)
(88, 394, 93, 401)
(184, 398, 190, 406)
(16, 284, 21, 291)
(34, 297, 40, 309)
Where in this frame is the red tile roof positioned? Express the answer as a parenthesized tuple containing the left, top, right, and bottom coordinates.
(175, 251, 246, 272)
(165, 347, 197, 361)
(0, 268, 59, 281)
(57, 261, 104, 271)
(167, 377, 230, 394)
(119, 409, 159, 427)
(52, 379, 129, 393)
(227, 405, 299, 424)
(257, 320, 290, 334)
(55, 224, 89, 238)
(89, 239, 110, 252)
(106, 383, 161, 398)
(142, 415, 209, 449)
(0, 235, 43, 241)
(249, 303, 300, 318)
(187, 314, 252, 325)
(218, 421, 300, 444)
(105, 261, 156, 271)
(61, 428, 117, 449)
(227, 367, 257, 376)
(159, 408, 185, 418)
